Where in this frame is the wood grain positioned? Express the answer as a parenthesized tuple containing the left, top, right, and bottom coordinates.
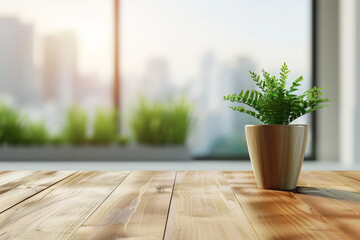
(0, 171, 35, 187)
(70, 171, 176, 240)
(224, 171, 350, 240)
(0, 171, 130, 240)
(0, 171, 74, 213)
(296, 171, 360, 239)
(341, 171, 360, 181)
(164, 171, 258, 240)
(0, 170, 359, 240)
(325, 171, 360, 192)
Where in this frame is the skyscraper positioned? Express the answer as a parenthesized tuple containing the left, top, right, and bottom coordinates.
(0, 17, 35, 104)
(142, 58, 172, 101)
(42, 31, 78, 107)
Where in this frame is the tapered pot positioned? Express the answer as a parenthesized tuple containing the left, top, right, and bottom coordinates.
(245, 124, 308, 190)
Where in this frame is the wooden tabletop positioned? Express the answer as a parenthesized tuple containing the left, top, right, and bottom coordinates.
(0, 171, 359, 239)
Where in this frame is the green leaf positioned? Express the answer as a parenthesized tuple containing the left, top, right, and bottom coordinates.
(224, 63, 330, 124)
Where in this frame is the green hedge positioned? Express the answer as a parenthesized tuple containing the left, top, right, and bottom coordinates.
(129, 97, 193, 145)
(0, 97, 193, 146)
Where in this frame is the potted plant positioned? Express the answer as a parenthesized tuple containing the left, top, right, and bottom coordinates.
(224, 63, 330, 190)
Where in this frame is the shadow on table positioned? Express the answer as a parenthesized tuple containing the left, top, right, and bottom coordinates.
(295, 187, 360, 202)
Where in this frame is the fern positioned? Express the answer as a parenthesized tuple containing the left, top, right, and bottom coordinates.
(223, 62, 330, 125)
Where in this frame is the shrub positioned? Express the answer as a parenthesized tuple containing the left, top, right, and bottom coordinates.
(130, 97, 192, 145)
(63, 104, 88, 144)
(92, 108, 117, 144)
(115, 135, 129, 145)
(23, 120, 48, 145)
(0, 103, 26, 144)
(50, 134, 66, 145)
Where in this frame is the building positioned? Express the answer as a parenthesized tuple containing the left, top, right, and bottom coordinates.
(0, 17, 35, 104)
(141, 58, 172, 101)
(42, 31, 78, 107)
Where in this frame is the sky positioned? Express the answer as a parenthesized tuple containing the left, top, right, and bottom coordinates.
(0, 0, 311, 85)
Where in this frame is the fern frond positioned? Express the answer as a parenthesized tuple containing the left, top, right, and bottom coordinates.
(224, 89, 263, 111)
(224, 62, 330, 125)
(279, 62, 289, 88)
(250, 71, 265, 91)
(230, 106, 263, 123)
(289, 76, 303, 93)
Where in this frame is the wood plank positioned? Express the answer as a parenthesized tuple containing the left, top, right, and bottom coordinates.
(0, 171, 130, 240)
(224, 171, 350, 240)
(296, 171, 360, 239)
(326, 171, 360, 192)
(70, 171, 176, 240)
(0, 171, 75, 213)
(342, 171, 360, 180)
(164, 171, 258, 240)
(0, 171, 36, 187)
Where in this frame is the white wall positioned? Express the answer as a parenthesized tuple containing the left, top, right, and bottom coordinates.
(317, 0, 360, 165)
(356, 0, 360, 164)
(339, 0, 357, 166)
(316, 0, 340, 162)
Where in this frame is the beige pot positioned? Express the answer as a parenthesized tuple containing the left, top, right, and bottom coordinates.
(245, 124, 308, 190)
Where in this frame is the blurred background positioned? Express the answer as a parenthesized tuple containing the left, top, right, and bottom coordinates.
(0, 0, 358, 169)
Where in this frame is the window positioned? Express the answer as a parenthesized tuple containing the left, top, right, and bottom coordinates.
(0, 0, 113, 134)
(0, 0, 314, 158)
(121, 0, 314, 158)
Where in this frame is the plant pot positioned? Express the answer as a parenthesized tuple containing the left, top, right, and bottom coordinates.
(245, 124, 308, 190)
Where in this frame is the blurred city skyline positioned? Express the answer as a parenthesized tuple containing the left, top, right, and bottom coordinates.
(0, 0, 311, 84)
(0, 0, 312, 157)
